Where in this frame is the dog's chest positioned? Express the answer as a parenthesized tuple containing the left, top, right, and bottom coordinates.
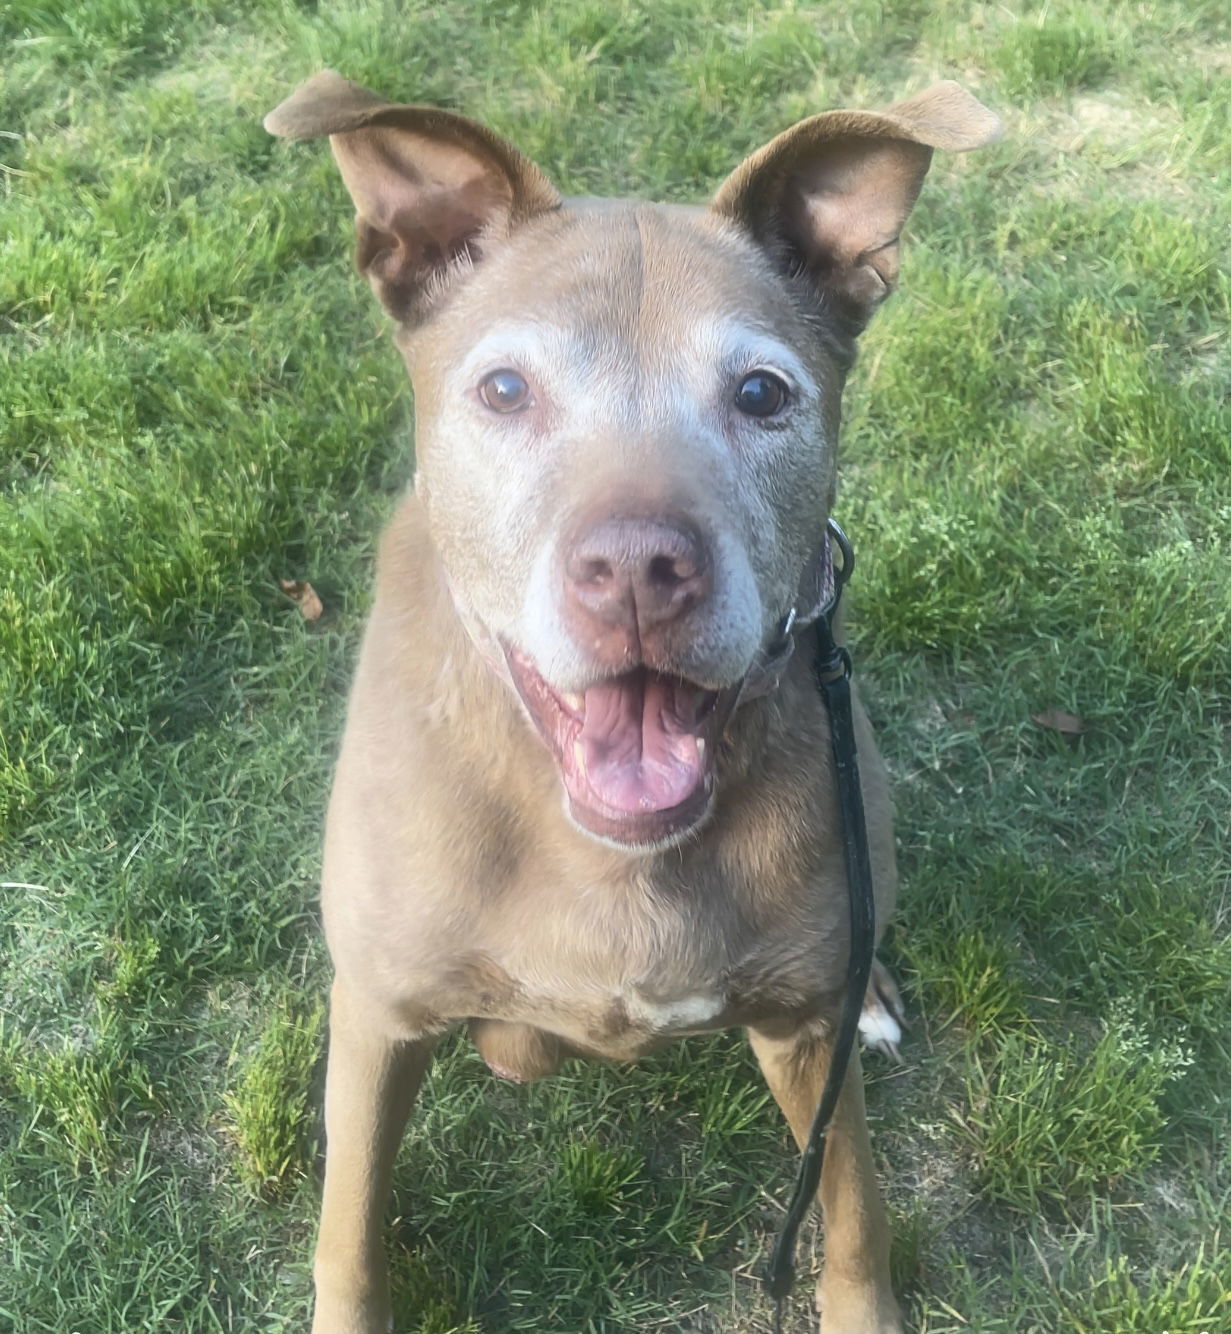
(440, 936, 731, 1046)
(429, 876, 821, 1057)
(532, 974, 730, 1047)
(621, 989, 727, 1032)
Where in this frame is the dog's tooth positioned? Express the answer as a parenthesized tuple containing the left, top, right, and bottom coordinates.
(564, 693, 584, 714)
(573, 739, 586, 773)
(696, 738, 706, 760)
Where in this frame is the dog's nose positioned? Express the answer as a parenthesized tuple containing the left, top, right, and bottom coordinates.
(564, 516, 712, 644)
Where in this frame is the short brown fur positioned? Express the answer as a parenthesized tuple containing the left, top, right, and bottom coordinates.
(265, 71, 1000, 1333)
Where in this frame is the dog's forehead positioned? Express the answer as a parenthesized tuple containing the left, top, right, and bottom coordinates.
(427, 201, 821, 371)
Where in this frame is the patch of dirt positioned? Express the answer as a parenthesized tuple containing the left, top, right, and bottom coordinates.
(1010, 92, 1198, 205)
(1193, 43, 1231, 72)
(1065, 92, 1179, 150)
(150, 31, 284, 105)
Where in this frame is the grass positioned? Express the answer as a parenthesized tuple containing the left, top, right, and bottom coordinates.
(1, 0, 1228, 1330)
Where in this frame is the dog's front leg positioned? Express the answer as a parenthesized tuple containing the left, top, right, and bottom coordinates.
(313, 980, 436, 1334)
(748, 1022, 902, 1333)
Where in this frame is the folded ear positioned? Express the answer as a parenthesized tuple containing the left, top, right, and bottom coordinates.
(711, 81, 1001, 336)
(265, 70, 561, 323)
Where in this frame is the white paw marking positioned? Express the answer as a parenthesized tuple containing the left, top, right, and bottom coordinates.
(858, 1004, 902, 1056)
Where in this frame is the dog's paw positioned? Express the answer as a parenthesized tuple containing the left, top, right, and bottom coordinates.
(859, 957, 906, 1063)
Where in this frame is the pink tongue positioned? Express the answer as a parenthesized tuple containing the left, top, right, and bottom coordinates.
(577, 676, 705, 815)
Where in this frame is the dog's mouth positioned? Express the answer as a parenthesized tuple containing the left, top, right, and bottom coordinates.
(505, 648, 721, 847)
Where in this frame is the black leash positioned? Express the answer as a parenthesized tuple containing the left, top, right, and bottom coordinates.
(762, 519, 877, 1332)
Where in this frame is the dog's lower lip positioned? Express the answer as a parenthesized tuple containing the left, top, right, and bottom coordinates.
(564, 775, 715, 847)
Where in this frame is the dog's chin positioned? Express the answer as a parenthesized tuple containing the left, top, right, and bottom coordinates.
(503, 646, 722, 852)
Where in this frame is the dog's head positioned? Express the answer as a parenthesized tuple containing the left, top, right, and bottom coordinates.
(266, 73, 999, 850)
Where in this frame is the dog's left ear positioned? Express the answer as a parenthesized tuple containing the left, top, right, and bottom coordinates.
(712, 81, 1000, 335)
(265, 71, 560, 324)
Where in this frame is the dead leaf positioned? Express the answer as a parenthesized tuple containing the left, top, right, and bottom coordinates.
(1031, 707, 1085, 736)
(278, 579, 324, 622)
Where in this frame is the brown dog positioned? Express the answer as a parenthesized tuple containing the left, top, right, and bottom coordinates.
(265, 72, 999, 1333)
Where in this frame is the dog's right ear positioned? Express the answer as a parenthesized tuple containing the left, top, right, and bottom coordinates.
(265, 71, 560, 324)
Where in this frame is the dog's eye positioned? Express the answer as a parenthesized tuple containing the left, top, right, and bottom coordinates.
(479, 369, 532, 413)
(734, 371, 789, 418)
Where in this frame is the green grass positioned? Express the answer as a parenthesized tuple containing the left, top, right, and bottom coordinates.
(226, 996, 324, 1198)
(2, 0, 1229, 1330)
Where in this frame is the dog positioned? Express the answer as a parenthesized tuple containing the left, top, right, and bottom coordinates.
(264, 71, 1000, 1333)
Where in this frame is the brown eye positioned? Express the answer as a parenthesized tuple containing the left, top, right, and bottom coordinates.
(479, 368, 531, 413)
(734, 370, 789, 418)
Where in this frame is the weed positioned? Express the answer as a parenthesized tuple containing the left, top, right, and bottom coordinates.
(225, 999, 324, 1197)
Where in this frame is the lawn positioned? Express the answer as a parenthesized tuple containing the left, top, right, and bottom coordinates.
(2, 1, 1229, 1331)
